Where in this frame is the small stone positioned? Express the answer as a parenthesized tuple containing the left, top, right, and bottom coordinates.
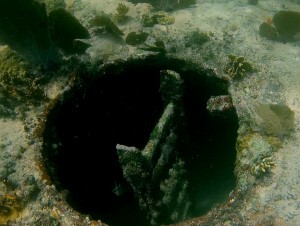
(259, 22, 278, 40)
(207, 95, 233, 112)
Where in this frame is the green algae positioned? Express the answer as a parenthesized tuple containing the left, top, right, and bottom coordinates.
(184, 29, 210, 47)
(114, 3, 130, 23)
(89, 13, 124, 36)
(0, 48, 47, 118)
(224, 55, 256, 79)
(142, 11, 175, 27)
(273, 11, 300, 40)
(125, 32, 149, 46)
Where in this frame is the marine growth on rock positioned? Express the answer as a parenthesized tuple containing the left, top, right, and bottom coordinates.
(116, 70, 190, 225)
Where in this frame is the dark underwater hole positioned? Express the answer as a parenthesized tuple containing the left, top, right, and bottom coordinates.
(42, 58, 239, 225)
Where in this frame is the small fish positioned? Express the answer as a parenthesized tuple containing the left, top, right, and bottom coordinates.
(112, 181, 126, 197)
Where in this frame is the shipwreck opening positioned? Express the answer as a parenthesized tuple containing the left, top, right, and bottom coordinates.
(42, 57, 239, 225)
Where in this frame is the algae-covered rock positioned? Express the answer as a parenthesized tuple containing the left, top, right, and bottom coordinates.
(273, 11, 300, 40)
(0, 0, 90, 67)
(142, 11, 175, 27)
(0, 192, 23, 224)
(259, 22, 278, 40)
(207, 95, 233, 113)
(237, 134, 275, 178)
(125, 32, 148, 45)
(114, 3, 130, 23)
(224, 55, 256, 79)
(251, 156, 275, 176)
(89, 14, 124, 36)
(0, 0, 58, 67)
(116, 70, 190, 225)
(153, 11, 175, 25)
(48, 9, 90, 55)
(141, 14, 156, 27)
(0, 48, 47, 118)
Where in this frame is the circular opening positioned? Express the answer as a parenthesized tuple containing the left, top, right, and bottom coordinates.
(42, 57, 239, 225)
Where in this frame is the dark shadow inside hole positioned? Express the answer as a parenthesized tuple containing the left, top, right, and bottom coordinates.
(183, 72, 239, 217)
(43, 65, 163, 226)
(42, 58, 238, 226)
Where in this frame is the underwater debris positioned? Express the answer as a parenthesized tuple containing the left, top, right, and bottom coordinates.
(117, 70, 190, 225)
(114, 3, 130, 23)
(89, 14, 124, 36)
(273, 11, 300, 40)
(126, 32, 149, 46)
(159, 160, 190, 222)
(224, 55, 256, 79)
